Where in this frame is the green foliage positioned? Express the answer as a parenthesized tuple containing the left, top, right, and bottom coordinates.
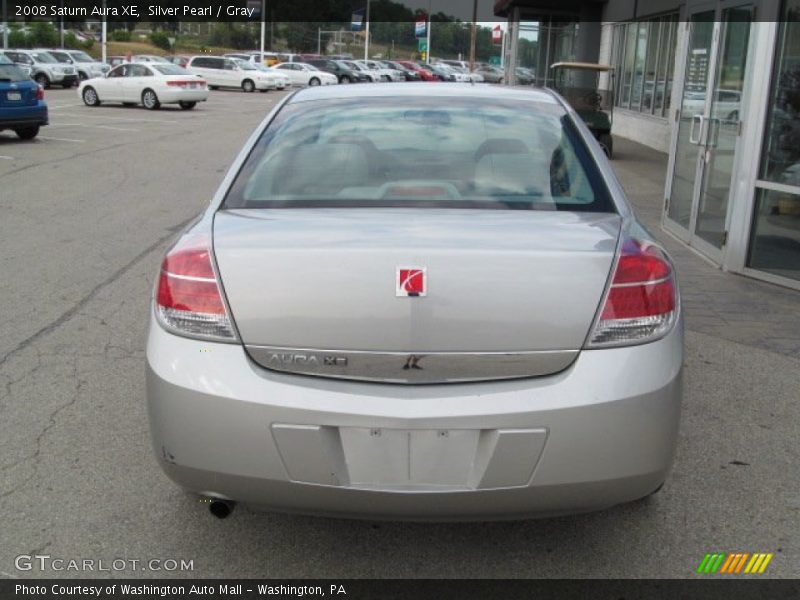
(8, 29, 28, 48)
(63, 32, 80, 49)
(149, 30, 172, 51)
(207, 24, 256, 51)
(111, 29, 132, 42)
(26, 22, 59, 48)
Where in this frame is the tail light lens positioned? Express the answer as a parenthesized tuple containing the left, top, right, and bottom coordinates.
(588, 238, 678, 347)
(36, 85, 44, 100)
(154, 234, 237, 341)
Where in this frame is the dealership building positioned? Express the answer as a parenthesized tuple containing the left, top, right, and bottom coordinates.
(496, 0, 800, 290)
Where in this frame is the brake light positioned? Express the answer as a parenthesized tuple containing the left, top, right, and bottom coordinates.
(36, 85, 44, 100)
(588, 238, 678, 347)
(155, 234, 236, 341)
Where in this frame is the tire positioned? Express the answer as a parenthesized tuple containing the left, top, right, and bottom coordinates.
(598, 133, 613, 159)
(35, 73, 50, 89)
(179, 101, 196, 110)
(308, 77, 321, 87)
(382, 75, 390, 82)
(79, 71, 88, 81)
(208, 85, 218, 90)
(15, 126, 40, 140)
(242, 79, 255, 93)
(340, 75, 351, 84)
(141, 88, 160, 110)
(82, 86, 100, 107)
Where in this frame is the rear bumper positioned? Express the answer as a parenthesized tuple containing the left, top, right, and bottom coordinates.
(146, 314, 683, 520)
(0, 102, 48, 129)
(158, 89, 210, 104)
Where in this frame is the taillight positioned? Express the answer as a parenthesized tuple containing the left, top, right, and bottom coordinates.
(36, 85, 44, 100)
(154, 233, 237, 341)
(588, 238, 678, 347)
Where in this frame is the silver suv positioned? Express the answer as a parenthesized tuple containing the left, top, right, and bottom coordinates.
(43, 48, 109, 81)
(1, 49, 78, 88)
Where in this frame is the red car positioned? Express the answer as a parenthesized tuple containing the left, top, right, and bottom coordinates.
(397, 61, 439, 82)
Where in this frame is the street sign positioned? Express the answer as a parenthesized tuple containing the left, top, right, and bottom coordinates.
(415, 14, 427, 38)
(489, 56, 501, 66)
(492, 25, 503, 45)
(418, 39, 428, 52)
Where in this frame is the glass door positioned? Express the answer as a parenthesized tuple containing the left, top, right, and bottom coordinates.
(665, 3, 754, 261)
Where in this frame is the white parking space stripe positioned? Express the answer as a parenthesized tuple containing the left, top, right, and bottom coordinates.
(55, 113, 175, 124)
(48, 103, 86, 110)
(0, 155, 14, 160)
(38, 136, 85, 143)
(93, 125, 140, 132)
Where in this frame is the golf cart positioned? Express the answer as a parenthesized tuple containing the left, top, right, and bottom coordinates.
(551, 62, 615, 158)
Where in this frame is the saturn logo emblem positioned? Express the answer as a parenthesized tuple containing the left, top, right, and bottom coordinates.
(396, 267, 426, 297)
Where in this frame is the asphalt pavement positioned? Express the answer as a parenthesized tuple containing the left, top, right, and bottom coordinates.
(0, 88, 797, 579)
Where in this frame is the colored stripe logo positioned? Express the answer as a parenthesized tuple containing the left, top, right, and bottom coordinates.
(697, 552, 773, 574)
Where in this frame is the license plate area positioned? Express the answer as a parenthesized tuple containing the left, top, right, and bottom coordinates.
(7, 92, 22, 101)
(271, 424, 548, 491)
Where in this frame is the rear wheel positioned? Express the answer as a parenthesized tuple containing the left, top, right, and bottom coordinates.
(340, 75, 351, 84)
(79, 71, 88, 81)
(35, 73, 50, 88)
(15, 126, 40, 140)
(142, 88, 160, 110)
(179, 101, 196, 110)
(242, 79, 255, 93)
(598, 133, 613, 159)
(308, 77, 321, 87)
(82, 86, 100, 107)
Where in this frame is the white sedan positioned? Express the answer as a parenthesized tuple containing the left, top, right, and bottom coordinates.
(250, 62, 290, 90)
(78, 63, 209, 110)
(271, 62, 338, 87)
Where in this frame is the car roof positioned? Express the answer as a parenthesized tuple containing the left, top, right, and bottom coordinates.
(289, 82, 561, 105)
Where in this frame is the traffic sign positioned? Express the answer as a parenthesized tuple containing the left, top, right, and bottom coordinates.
(418, 39, 428, 52)
(492, 25, 503, 45)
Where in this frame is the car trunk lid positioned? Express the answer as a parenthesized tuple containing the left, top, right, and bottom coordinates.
(213, 209, 621, 383)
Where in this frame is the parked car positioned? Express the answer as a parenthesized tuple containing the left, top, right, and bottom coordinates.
(0, 49, 78, 89)
(131, 55, 171, 64)
(248, 62, 289, 90)
(79, 62, 209, 110)
(165, 55, 191, 69)
(475, 64, 504, 83)
(515, 67, 535, 85)
(106, 56, 127, 68)
(43, 48, 110, 81)
(341, 60, 379, 82)
(358, 59, 405, 82)
(230, 59, 279, 91)
(0, 54, 47, 139)
(186, 56, 277, 92)
(450, 65, 484, 83)
(379, 60, 422, 81)
(147, 83, 683, 521)
(271, 62, 338, 87)
(305, 59, 368, 83)
(396, 60, 439, 82)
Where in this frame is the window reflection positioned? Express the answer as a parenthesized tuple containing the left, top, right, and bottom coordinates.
(749, 2, 800, 282)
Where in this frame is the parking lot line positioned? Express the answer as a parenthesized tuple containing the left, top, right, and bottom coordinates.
(0, 155, 14, 160)
(48, 103, 86, 110)
(38, 136, 86, 143)
(93, 125, 140, 132)
(55, 113, 176, 124)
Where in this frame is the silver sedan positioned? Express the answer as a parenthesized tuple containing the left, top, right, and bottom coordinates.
(146, 84, 683, 520)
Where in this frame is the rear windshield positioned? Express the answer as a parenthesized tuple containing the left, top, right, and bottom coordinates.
(222, 96, 615, 212)
(0, 63, 28, 82)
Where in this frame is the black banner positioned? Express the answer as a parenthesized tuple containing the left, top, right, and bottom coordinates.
(2, 580, 799, 600)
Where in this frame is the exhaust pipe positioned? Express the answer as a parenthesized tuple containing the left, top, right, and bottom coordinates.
(208, 498, 236, 519)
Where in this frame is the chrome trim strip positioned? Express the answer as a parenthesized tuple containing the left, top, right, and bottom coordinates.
(245, 346, 579, 384)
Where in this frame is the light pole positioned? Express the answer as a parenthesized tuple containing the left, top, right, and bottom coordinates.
(259, 0, 266, 62)
(469, 0, 477, 72)
(363, 0, 371, 60)
(2, 0, 8, 50)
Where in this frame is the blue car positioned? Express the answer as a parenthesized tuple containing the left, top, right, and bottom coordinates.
(0, 55, 48, 140)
